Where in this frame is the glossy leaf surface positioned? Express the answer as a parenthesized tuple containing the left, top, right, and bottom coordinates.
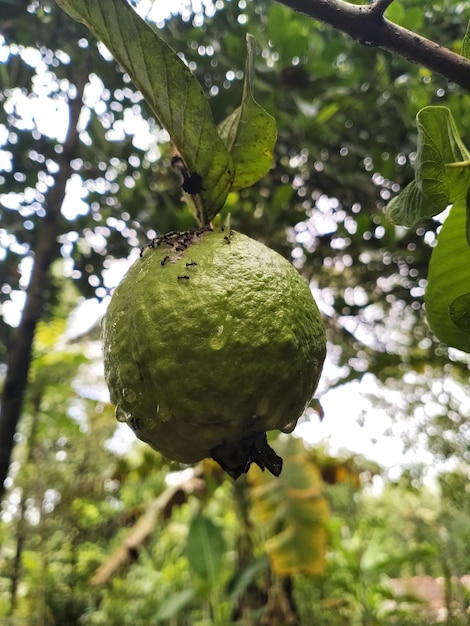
(425, 197, 470, 351)
(386, 106, 470, 226)
(217, 34, 277, 191)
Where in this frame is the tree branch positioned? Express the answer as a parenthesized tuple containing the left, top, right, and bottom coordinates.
(369, 0, 395, 18)
(0, 60, 89, 499)
(276, 0, 470, 91)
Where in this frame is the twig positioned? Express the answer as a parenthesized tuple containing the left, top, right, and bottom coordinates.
(276, 0, 470, 91)
(91, 468, 205, 585)
(369, 0, 395, 18)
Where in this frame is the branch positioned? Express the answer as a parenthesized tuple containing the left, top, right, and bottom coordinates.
(369, 0, 395, 18)
(91, 484, 182, 585)
(276, 0, 470, 91)
(91, 468, 205, 585)
(0, 59, 89, 499)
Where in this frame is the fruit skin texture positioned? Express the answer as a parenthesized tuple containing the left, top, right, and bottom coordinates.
(102, 228, 326, 472)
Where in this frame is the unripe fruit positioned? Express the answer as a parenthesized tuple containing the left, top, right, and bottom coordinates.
(102, 227, 326, 477)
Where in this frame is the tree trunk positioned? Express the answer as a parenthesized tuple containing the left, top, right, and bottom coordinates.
(9, 390, 42, 612)
(0, 61, 89, 499)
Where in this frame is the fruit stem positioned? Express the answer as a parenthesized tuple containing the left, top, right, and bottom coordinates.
(192, 193, 208, 227)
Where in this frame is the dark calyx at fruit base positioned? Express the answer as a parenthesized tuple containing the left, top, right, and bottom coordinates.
(211, 433, 283, 479)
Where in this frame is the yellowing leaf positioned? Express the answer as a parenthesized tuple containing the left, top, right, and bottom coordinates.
(248, 437, 329, 576)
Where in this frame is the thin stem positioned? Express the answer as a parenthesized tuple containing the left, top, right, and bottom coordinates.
(369, 0, 395, 18)
(445, 159, 470, 168)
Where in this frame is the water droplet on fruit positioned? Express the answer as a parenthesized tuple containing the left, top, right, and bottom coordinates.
(115, 404, 129, 423)
(280, 419, 298, 433)
(122, 387, 137, 403)
(142, 413, 157, 430)
(136, 266, 148, 282)
(209, 325, 226, 350)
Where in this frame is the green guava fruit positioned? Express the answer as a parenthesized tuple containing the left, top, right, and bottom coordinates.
(102, 226, 326, 478)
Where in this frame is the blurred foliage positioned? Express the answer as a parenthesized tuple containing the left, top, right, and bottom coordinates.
(2, 0, 470, 624)
(1, 0, 469, 391)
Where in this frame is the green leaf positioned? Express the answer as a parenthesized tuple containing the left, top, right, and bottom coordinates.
(384, 2, 423, 31)
(386, 106, 470, 226)
(185, 515, 226, 583)
(271, 184, 295, 213)
(384, 1, 405, 24)
(385, 179, 433, 227)
(466, 187, 470, 247)
(227, 555, 269, 603)
(449, 293, 470, 334)
(462, 20, 470, 59)
(155, 588, 194, 622)
(217, 34, 277, 192)
(425, 197, 470, 352)
(248, 437, 329, 576)
(54, 0, 234, 222)
(416, 106, 470, 202)
(266, 3, 312, 62)
(266, 3, 292, 44)
(315, 102, 340, 125)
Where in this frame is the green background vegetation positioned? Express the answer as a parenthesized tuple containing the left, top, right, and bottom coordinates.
(1, 0, 470, 624)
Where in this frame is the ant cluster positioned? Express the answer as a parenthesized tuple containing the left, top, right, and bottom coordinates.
(139, 226, 213, 258)
(140, 225, 235, 283)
